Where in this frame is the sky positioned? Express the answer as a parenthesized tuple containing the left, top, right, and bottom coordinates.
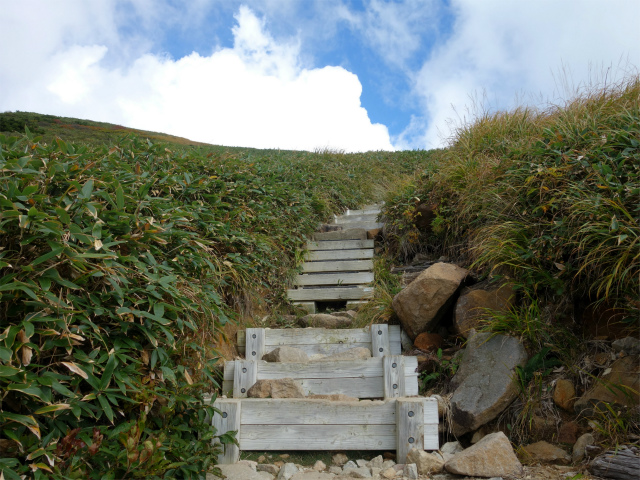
(1, 1, 639, 153)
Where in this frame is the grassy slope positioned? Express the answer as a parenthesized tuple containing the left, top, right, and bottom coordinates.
(0, 111, 434, 479)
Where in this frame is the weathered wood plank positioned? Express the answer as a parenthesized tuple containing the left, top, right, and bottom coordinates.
(346, 209, 381, 216)
(287, 286, 373, 301)
(223, 357, 419, 398)
(240, 424, 395, 450)
(233, 360, 257, 398)
(313, 229, 367, 241)
(239, 398, 394, 424)
(302, 259, 373, 273)
(212, 398, 438, 455)
(397, 398, 424, 463)
(371, 324, 390, 357)
(245, 328, 265, 361)
(306, 249, 374, 261)
(334, 214, 379, 223)
(212, 399, 241, 464)
(238, 325, 403, 355)
(328, 222, 383, 230)
(307, 240, 374, 251)
(384, 355, 405, 398)
(294, 272, 374, 286)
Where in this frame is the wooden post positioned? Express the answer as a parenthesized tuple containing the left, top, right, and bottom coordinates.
(383, 355, 405, 398)
(371, 324, 390, 357)
(245, 328, 265, 361)
(212, 399, 241, 464)
(396, 398, 424, 464)
(233, 360, 257, 398)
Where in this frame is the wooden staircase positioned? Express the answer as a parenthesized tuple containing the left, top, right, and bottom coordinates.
(210, 324, 439, 464)
(287, 204, 383, 313)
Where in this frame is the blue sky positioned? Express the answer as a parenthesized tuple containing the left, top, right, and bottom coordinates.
(1, 0, 639, 152)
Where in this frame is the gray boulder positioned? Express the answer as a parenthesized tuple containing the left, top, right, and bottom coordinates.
(392, 263, 469, 339)
(449, 330, 528, 436)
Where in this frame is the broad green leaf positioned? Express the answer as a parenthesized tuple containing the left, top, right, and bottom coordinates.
(0, 346, 13, 363)
(34, 404, 71, 415)
(81, 179, 94, 198)
(116, 184, 125, 210)
(97, 394, 114, 423)
(0, 366, 20, 376)
(100, 353, 116, 390)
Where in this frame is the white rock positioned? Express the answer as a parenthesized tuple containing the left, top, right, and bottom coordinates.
(404, 464, 418, 480)
(381, 460, 395, 470)
(313, 461, 327, 472)
(278, 463, 299, 480)
(343, 467, 372, 478)
(370, 468, 382, 477)
(405, 448, 444, 475)
(238, 460, 258, 471)
(257, 465, 281, 475)
(381, 467, 397, 479)
(356, 460, 369, 468)
(370, 456, 383, 469)
(343, 461, 358, 470)
(440, 441, 464, 455)
(328, 466, 343, 475)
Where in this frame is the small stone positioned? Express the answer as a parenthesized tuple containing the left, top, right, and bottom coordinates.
(343, 461, 358, 470)
(444, 431, 522, 478)
(343, 467, 372, 478)
(404, 464, 418, 480)
(521, 441, 571, 465)
(329, 466, 343, 475)
(381, 467, 397, 479)
(313, 461, 326, 472)
(441, 441, 464, 455)
(333, 454, 349, 466)
(392, 464, 403, 472)
(280, 454, 290, 460)
(263, 347, 309, 363)
(370, 456, 383, 469)
(277, 463, 299, 480)
(612, 336, 640, 355)
(247, 378, 306, 398)
(405, 448, 444, 475)
(553, 379, 576, 411)
(370, 468, 381, 477)
(356, 460, 368, 468)
(258, 455, 266, 463)
(572, 433, 595, 463)
(558, 421, 580, 444)
(381, 460, 395, 470)
(274, 461, 285, 468)
(414, 332, 444, 352)
(258, 465, 281, 475)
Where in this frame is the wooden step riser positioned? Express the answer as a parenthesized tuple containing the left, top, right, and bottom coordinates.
(295, 272, 374, 286)
(305, 249, 374, 261)
(287, 286, 373, 301)
(212, 398, 439, 463)
(307, 240, 374, 251)
(302, 259, 373, 273)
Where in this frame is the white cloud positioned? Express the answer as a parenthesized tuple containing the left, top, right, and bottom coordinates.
(399, 0, 640, 149)
(0, 3, 393, 152)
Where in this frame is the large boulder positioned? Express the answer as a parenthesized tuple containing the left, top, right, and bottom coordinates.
(574, 354, 640, 414)
(444, 431, 522, 478)
(453, 283, 516, 338)
(392, 263, 469, 339)
(449, 331, 528, 435)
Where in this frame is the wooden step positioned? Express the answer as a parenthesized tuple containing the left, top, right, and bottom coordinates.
(302, 259, 373, 272)
(287, 286, 374, 301)
(237, 325, 403, 357)
(313, 229, 367, 241)
(212, 397, 439, 463)
(307, 239, 374, 250)
(294, 272, 374, 286)
(346, 208, 381, 216)
(334, 214, 379, 223)
(305, 249, 374, 261)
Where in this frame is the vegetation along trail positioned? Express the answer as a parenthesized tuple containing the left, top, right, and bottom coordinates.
(0, 75, 639, 479)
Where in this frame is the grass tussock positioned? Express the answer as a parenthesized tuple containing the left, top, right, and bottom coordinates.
(382, 75, 640, 315)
